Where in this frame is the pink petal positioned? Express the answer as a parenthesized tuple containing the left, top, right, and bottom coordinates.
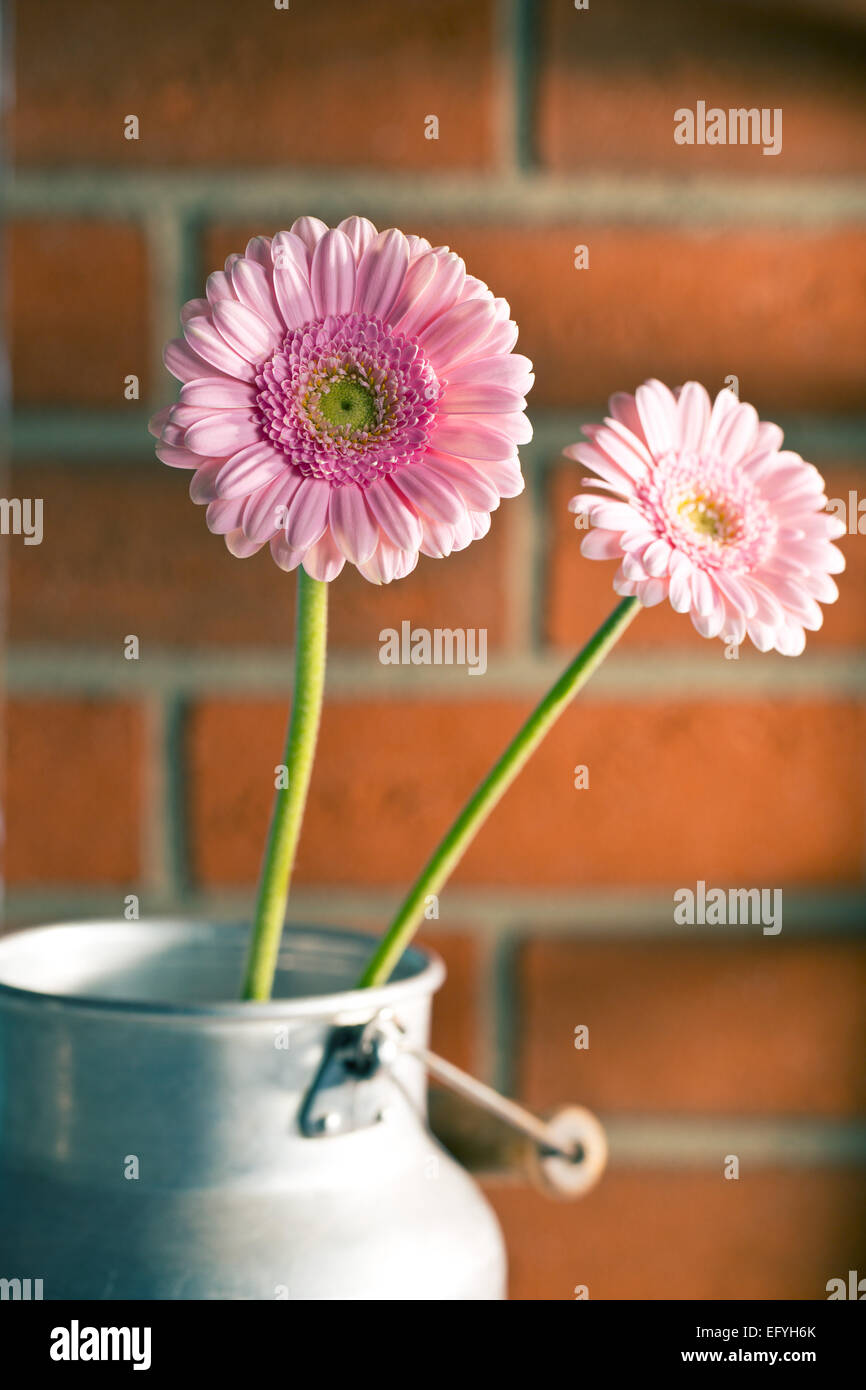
(676, 381, 711, 454)
(290, 217, 329, 255)
(458, 274, 492, 304)
(406, 234, 433, 260)
(621, 551, 647, 582)
(668, 555, 694, 612)
(225, 529, 266, 559)
(445, 353, 534, 394)
(716, 400, 759, 460)
(706, 386, 740, 445)
(690, 584, 726, 638)
(185, 411, 261, 456)
(723, 607, 747, 645)
(588, 500, 642, 531)
(337, 216, 378, 258)
(388, 253, 440, 335)
(607, 391, 645, 445)
(181, 297, 210, 324)
(214, 442, 287, 499)
(746, 616, 779, 652)
(795, 513, 846, 540)
(282, 478, 331, 549)
(155, 443, 200, 469)
(148, 405, 172, 438)
(242, 474, 301, 543)
(183, 316, 256, 381)
(432, 417, 514, 461)
(801, 571, 839, 603)
(612, 565, 639, 597)
(425, 452, 500, 511)
(365, 477, 423, 550)
(310, 228, 356, 318)
(585, 421, 652, 477)
(641, 537, 673, 576)
(493, 411, 532, 445)
(272, 256, 316, 332)
(271, 231, 310, 276)
(419, 298, 496, 372)
(476, 299, 518, 356)
(180, 377, 258, 409)
(440, 382, 526, 414)
(774, 620, 807, 656)
(712, 570, 758, 618)
(212, 299, 279, 363)
(244, 237, 272, 267)
(635, 379, 678, 458)
(302, 528, 347, 583)
(690, 567, 715, 618)
(230, 258, 284, 336)
(164, 336, 218, 383)
(190, 459, 224, 503)
(636, 577, 668, 607)
(357, 536, 418, 585)
(793, 542, 845, 575)
(565, 442, 638, 496)
(420, 515, 460, 558)
(482, 456, 525, 497)
(328, 485, 379, 564)
(392, 463, 467, 524)
(391, 248, 465, 338)
(580, 529, 625, 560)
(207, 499, 245, 534)
(354, 228, 410, 321)
(206, 271, 237, 306)
(269, 533, 304, 573)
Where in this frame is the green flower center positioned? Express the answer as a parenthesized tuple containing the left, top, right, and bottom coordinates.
(318, 379, 377, 433)
(677, 492, 738, 543)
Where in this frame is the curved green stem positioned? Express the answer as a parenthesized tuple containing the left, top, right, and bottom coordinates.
(356, 596, 641, 989)
(241, 569, 329, 1000)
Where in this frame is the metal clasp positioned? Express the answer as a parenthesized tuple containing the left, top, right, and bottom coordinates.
(299, 1010, 608, 1199)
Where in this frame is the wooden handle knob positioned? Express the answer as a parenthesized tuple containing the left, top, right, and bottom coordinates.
(524, 1104, 608, 1200)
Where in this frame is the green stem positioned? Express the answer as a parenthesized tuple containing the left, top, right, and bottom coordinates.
(356, 596, 641, 989)
(241, 569, 329, 1000)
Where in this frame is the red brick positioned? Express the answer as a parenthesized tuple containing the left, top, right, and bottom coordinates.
(420, 930, 483, 1074)
(13, 0, 495, 170)
(442, 224, 866, 412)
(186, 696, 866, 888)
(7, 462, 511, 650)
(547, 461, 866, 651)
(5, 699, 145, 885)
(9, 221, 149, 407)
(519, 939, 866, 1116)
(537, 0, 866, 174)
(204, 222, 866, 413)
(486, 1170, 866, 1300)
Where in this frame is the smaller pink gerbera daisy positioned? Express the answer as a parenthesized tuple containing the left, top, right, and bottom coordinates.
(567, 379, 845, 655)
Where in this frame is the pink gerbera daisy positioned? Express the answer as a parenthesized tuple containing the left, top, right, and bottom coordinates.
(150, 217, 533, 584)
(567, 379, 845, 655)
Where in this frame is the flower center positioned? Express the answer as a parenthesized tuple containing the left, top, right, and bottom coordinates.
(255, 312, 443, 487)
(633, 450, 776, 573)
(676, 491, 740, 543)
(318, 379, 377, 433)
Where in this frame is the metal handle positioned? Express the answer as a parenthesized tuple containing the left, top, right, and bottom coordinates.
(360, 1012, 609, 1199)
(298, 1012, 608, 1198)
(404, 1041, 579, 1160)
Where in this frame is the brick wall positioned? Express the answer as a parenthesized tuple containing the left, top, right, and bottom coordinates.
(4, 0, 866, 1301)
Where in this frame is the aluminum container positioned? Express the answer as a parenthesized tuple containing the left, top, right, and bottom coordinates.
(0, 920, 506, 1300)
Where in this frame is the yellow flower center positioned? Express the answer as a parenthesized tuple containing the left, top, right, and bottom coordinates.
(677, 492, 739, 543)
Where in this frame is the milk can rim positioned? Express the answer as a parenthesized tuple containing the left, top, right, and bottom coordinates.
(0, 919, 446, 1023)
